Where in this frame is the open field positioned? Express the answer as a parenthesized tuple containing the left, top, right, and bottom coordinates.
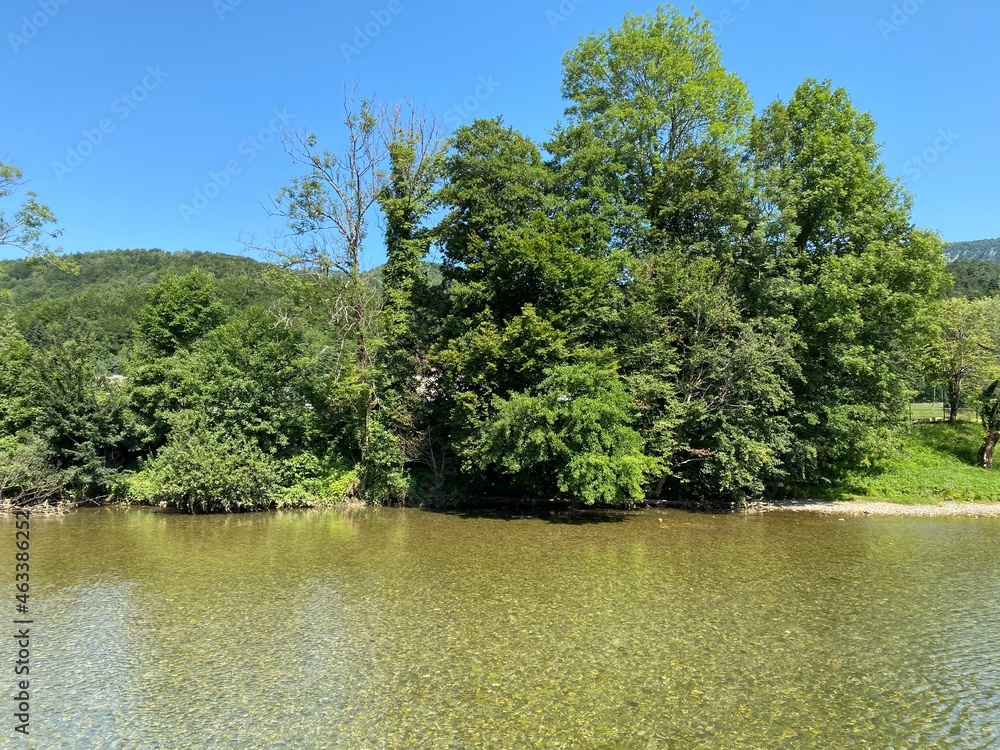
(908, 402, 977, 423)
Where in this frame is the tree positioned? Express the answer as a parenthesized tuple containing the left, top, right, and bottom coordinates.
(923, 298, 998, 425)
(751, 80, 948, 481)
(30, 339, 132, 499)
(134, 270, 227, 356)
(379, 103, 445, 314)
(556, 4, 752, 252)
(262, 92, 444, 503)
(471, 361, 662, 505)
(125, 420, 281, 513)
(978, 380, 1000, 469)
(0, 310, 37, 436)
(438, 118, 551, 291)
(0, 161, 66, 267)
(947, 259, 1000, 299)
(126, 271, 228, 451)
(0, 435, 62, 506)
(634, 251, 798, 502)
(376, 108, 449, 497)
(173, 308, 313, 456)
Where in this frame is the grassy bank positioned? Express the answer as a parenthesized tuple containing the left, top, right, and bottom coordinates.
(820, 422, 1000, 504)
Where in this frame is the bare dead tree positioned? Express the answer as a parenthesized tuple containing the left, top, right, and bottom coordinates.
(250, 86, 446, 467)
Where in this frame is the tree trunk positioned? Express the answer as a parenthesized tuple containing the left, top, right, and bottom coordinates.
(979, 431, 999, 469)
(948, 378, 962, 426)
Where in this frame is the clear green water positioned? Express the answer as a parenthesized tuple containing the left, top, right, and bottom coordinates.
(5, 508, 1000, 749)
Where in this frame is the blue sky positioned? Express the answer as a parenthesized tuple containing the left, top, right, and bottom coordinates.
(1, 0, 997, 266)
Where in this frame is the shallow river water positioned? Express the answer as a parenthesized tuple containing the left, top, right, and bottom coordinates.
(4, 507, 1000, 749)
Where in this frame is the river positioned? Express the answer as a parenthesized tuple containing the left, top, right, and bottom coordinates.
(5, 507, 1000, 748)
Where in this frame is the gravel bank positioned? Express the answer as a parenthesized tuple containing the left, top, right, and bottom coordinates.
(759, 500, 1000, 517)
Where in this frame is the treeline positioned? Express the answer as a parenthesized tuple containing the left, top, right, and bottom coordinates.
(948, 259, 1000, 299)
(0, 249, 268, 358)
(1, 5, 969, 510)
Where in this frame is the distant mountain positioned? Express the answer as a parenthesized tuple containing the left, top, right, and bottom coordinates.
(0, 249, 271, 356)
(0, 249, 442, 358)
(945, 238, 1000, 263)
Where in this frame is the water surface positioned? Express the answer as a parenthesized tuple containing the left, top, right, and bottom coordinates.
(6, 507, 1000, 748)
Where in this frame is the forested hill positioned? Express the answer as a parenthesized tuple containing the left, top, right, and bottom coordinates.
(946, 238, 1000, 262)
(0, 249, 270, 356)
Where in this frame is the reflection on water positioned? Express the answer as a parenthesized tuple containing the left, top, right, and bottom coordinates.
(6, 508, 1000, 748)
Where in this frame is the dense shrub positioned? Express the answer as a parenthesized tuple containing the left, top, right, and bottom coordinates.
(122, 428, 280, 513)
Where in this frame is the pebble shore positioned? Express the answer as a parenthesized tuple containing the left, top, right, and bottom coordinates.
(760, 500, 1000, 517)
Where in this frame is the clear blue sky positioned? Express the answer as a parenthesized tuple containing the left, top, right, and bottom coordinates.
(2, 0, 997, 265)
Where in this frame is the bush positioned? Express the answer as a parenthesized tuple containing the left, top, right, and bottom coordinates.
(472, 362, 663, 505)
(359, 420, 409, 505)
(276, 452, 361, 507)
(0, 435, 64, 506)
(121, 428, 280, 513)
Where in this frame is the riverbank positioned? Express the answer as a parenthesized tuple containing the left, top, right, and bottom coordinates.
(757, 500, 1000, 517)
(798, 422, 1000, 506)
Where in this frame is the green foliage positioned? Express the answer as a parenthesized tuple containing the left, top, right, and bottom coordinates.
(922, 297, 1000, 423)
(625, 250, 798, 501)
(981, 380, 1000, 432)
(947, 259, 1000, 299)
(174, 309, 312, 454)
(0, 5, 969, 509)
(275, 453, 360, 508)
(471, 362, 662, 505)
(125, 270, 230, 450)
(439, 118, 551, 278)
(136, 270, 228, 356)
(750, 80, 947, 481)
(28, 339, 134, 499)
(750, 79, 910, 257)
(0, 249, 268, 357)
(977, 380, 1000, 469)
(358, 420, 409, 505)
(808, 423, 1000, 503)
(561, 5, 750, 210)
(0, 435, 63, 506)
(122, 424, 281, 513)
(0, 310, 38, 435)
(433, 305, 571, 454)
(0, 161, 64, 264)
(379, 127, 443, 304)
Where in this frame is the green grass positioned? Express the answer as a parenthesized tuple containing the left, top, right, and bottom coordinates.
(821, 422, 1000, 504)
(908, 402, 976, 423)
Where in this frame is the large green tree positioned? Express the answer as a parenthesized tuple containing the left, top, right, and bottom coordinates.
(923, 297, 999, 425)
(554, 4, 752, 252)
(751, 80, 948, 481)
(126, 270, 229, 451)
(471, 361, 662, 505)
